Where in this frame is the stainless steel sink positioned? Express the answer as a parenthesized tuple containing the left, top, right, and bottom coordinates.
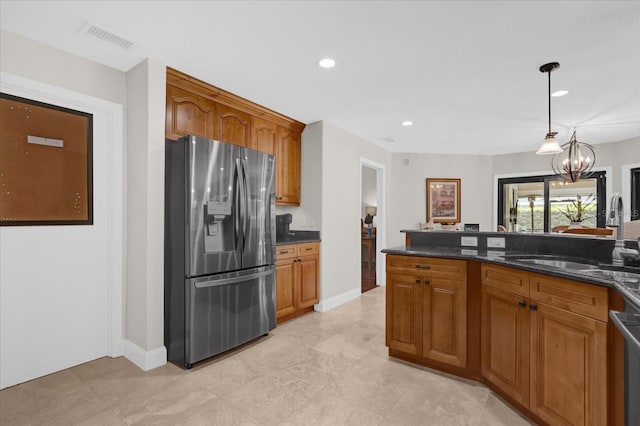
(513, 258, 599, 270)
(582, 269, 640, 286)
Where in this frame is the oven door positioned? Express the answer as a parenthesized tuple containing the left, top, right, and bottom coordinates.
(610, 308, 640, 426)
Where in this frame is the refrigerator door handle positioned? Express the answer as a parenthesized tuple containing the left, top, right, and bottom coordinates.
(194, 268, 272, 288)
(233, 159, 242, 253)
(241, 158, 250, 249)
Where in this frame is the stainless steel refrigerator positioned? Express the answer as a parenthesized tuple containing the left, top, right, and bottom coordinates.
(164, 135, 276, 368)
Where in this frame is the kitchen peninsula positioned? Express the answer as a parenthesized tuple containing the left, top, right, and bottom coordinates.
(383, 230, 639, 426)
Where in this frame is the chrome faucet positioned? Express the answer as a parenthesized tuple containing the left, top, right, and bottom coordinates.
(607, 192, 640, 266)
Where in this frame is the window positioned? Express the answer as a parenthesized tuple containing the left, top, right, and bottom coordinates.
(632, 167, 640, 221)
(497, 172, 606, 233)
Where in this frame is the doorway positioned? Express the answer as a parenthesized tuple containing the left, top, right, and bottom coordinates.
(360, 158, 386, 293)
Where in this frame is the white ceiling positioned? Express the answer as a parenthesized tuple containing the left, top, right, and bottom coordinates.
(1, 1, 639, 155)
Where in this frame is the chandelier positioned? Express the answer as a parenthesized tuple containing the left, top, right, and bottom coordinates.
(551, 129, 596, 182)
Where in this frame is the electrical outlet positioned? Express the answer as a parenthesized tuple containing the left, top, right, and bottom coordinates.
(461, 236, 478, 247)
(487, 237, 506, 248)
(461, 249, 478, 256)
(300, 217, 306, 227)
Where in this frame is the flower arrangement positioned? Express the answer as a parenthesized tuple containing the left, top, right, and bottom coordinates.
(560, 193, 595, 223)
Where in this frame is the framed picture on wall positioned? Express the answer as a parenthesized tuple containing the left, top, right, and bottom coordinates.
(0, 92, 93, 226)
(426, 178, 461, 223)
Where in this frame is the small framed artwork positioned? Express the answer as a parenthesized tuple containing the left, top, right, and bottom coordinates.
(426, 178, 461, 223)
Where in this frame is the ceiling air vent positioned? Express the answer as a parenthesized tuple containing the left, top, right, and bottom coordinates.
(80, 22, 134, 50)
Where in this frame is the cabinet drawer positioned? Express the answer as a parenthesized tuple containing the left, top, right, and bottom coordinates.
(387, 255, 466, 280)
(297, 242, 319, 257)
(276, 245, 298, 260)
(530, 273, 608, 322)
(481, 264, 530, 298)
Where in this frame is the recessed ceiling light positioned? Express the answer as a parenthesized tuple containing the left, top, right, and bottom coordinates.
(401, 121, 413, 127)
(551, 90, 569, 97)
(318, 58, 336, 69)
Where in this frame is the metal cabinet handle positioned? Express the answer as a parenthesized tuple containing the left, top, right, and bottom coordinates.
(415, 265, 431, 270)
(305, 248, 312, 251)
(518, 301, 526, 308)
(529, 304, 538, 311)
(415, 279, 420, 284)
(424, 279, 430, 285)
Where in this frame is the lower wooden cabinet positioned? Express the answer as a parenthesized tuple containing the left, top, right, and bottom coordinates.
(530, 302, 607, 425)
(481, 284, 530, 407)
(480, 264, 608, 425)
(275, 242, 319, 323)
(386, 255, 467, 367)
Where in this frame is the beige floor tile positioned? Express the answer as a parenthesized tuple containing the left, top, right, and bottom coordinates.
(1, 284, 532, 425)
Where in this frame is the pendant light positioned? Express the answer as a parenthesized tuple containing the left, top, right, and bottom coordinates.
(536, 62, 563, 155)
(551, 129, 596, 182)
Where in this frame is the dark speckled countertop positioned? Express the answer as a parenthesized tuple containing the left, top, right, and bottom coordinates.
(276, 230, 321, 246)
(383, 234, 640, 311)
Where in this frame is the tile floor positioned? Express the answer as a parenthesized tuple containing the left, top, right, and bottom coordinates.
(0, 287, 533, 425)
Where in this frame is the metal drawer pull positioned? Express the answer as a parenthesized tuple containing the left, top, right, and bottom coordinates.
(518, 301, 526, 308)
(529, 304, 538, 311)
(305, 248, 312, 251)
(279, 250, 290, 254)
(415, 279, 421, 284)
(424, 279, 430, 285)
(415, 265, 431, 270)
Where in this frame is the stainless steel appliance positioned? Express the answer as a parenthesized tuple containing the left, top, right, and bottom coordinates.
(164, 135, 276, 368)
(610, 301, 640, 426)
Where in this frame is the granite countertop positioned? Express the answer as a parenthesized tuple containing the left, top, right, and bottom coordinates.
(382, 245, 640, 311)
(276, 230, 321, 246)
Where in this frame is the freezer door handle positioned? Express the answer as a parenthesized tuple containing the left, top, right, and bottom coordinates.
(194, 269, 273, 289)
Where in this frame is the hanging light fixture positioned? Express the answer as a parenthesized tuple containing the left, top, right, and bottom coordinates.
(536, 62, 563, 155)
(551, 129, 596, 182)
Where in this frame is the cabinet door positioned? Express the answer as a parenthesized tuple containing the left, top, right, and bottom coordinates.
(275, 258, 296, 320)
(275, 126, 301, 205)
(297, 254, 319, 309)
(530, 303, 607, 425)
(481, 285, 530, 406)
(214, 103, 251, 147)
(165, 85, 215, 140)
(251, 116, 277, 155)
(423, 278, 467, 367)
(386, 273, 422, 355)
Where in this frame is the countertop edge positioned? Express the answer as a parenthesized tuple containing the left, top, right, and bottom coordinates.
(382, 246, 640, 309)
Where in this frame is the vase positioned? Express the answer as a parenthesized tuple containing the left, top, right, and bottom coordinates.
(568, 221, 583, 229)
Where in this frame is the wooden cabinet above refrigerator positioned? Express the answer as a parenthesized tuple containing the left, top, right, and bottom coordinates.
(165, 67, 304, 206)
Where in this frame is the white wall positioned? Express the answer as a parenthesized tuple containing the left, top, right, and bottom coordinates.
(387, 153, 494, 247)
(124, 59, 167, 366)
(319, 122, 392, 302)
(0, 31, 167, 378)
(0, 31, 126, 387)
(0, 30, 126, 104)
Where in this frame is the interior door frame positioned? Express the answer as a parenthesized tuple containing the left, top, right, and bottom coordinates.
(360, 157, 386, 287)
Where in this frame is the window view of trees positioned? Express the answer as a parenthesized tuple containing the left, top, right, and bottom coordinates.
(498, 173, 606, 233)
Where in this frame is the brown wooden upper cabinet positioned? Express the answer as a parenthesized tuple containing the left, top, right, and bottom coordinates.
(165, 68, 304, 206)
(251, 116, 277, 155)
(165, 85, 215, 141)
(276, 127, 301, 205)
(214, 103, 251, 148)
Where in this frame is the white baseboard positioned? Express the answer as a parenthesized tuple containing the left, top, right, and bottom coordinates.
(314, 287, 361, 312)
(123, 340, 167, 371)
